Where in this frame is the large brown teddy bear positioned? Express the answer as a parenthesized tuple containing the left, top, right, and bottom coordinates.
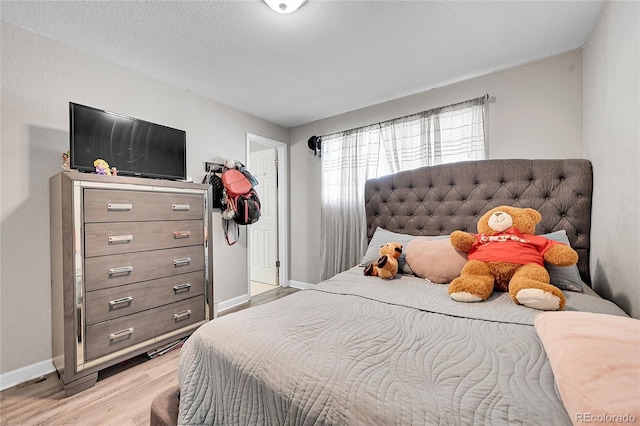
(364, 242, 403, 280)
(448, 206, 578, 311)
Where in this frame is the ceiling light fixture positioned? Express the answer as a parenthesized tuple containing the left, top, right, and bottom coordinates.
(264, 0, 307, 14)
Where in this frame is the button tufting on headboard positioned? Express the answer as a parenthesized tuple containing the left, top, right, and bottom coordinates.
(364, 159, 593, 284)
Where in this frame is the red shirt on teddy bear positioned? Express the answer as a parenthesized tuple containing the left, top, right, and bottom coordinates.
(467, 228, 560, 266)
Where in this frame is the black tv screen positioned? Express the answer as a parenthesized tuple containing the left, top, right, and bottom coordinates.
(70, 102, 186, 180)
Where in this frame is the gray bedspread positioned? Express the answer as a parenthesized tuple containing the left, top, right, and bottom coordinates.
(178, 268, 627, 425)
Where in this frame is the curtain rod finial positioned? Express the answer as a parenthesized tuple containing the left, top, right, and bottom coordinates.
(308, 136, 321, 157)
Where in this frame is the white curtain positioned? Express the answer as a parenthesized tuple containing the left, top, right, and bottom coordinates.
(320, 96, 487, 280)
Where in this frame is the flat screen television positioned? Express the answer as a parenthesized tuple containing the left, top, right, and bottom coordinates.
(70, 102, 186, 180)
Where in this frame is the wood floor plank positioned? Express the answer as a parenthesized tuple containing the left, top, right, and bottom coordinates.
(0, 287, 299, 425)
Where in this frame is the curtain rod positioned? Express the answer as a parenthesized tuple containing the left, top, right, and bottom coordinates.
(322, 93, 490, 139)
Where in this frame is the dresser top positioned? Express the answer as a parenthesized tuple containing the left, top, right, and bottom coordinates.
(54, 171, 210, 191)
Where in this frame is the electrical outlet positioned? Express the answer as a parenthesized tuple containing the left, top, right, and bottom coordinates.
(205, 162, 215, 172)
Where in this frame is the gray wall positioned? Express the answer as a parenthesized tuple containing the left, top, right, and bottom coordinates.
(0, 22, 288, 375)
(289, 50, 585, 285)
(583, 0, 640, 318)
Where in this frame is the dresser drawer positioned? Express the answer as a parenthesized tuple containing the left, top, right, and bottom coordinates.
(85, 296, 205, 361)
(84, 271, 205, 325)
(84, 246, 204, 292)
(83, 189, 204, 223)
(84, 220, 204, 257)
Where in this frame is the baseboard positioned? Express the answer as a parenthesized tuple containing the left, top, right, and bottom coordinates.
(289, 280, 315, 290)
(218, 294, 250, 313)
(0, 359, 56, 391)
(1, 295, 248, 392)
(1, 286, 310, 391)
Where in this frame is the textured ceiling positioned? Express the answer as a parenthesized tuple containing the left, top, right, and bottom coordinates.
(1, 0, 605, 128)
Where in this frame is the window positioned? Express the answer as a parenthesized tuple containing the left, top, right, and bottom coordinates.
(320, 96, 488, 279)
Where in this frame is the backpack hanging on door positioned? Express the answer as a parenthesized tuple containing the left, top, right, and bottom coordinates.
(222, 169, 253, 198)
(221, 167, 261, 245)
(229, 190, 261, 225)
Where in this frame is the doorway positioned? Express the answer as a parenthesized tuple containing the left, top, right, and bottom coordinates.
(246, 133, 288, 298)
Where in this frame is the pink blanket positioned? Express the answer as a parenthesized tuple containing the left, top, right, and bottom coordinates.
(535, 311, 640, 426)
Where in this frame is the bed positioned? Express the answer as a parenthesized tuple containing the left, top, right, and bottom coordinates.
(176, 159, 637, 425)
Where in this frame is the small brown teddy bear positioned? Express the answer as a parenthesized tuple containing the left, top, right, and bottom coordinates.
(448, 206, 578, 311)
(364, 242, 403, 280)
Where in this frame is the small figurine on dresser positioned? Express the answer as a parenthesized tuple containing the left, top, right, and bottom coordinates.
(61, 151, 71, 171)
(93, 158, 112, 175)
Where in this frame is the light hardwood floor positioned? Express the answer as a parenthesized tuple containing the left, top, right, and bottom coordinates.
(0, 286, 299, 426)
(251, 280, 278, 297)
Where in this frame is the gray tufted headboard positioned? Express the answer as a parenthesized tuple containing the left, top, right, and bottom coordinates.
(364, 159, 593, 285)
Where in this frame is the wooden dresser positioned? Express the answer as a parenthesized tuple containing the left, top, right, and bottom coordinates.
(50, 172, 213, 395)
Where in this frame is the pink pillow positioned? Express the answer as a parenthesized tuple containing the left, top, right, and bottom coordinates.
(535, 312, 640, 425)
(404, 237, 468, 283)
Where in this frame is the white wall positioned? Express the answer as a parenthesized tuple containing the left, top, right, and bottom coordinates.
(0, 22, 288, 379)
(583, 0, 640, 319)
(289, 50, 585, 284)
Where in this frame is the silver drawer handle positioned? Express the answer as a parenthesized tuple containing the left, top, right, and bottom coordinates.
(109, 296, 134, 307)
(107, 203, 133, 211)
(173, 283, 192, 292)
(173, 257, 191, 267)
(108, 266, 134, 275)
(172, 204, 190, 211)
(108, 235, 134, 243)
(173, 231, 192, 239)
(174, 310, 192, 320)
(109, 327, 134, 340)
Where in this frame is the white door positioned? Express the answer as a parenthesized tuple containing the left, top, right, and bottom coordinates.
(250, 147, 278, 285)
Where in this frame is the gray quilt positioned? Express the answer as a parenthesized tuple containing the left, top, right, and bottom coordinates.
(178, 268, 627, 425)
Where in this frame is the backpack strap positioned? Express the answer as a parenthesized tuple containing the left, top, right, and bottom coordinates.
(224, 219, 240, 245)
